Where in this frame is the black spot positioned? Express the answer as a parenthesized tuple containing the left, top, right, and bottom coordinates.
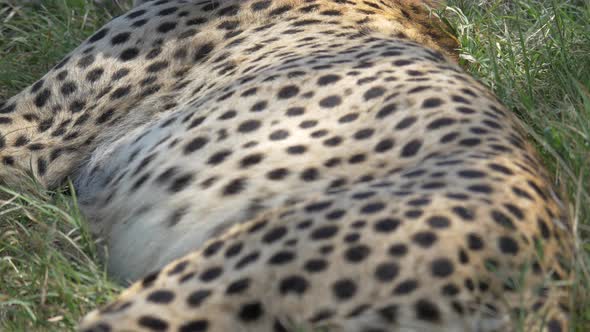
(194, 43, 215, 62)
(179, 320, 209, 332)
(360, 202, 385, 214)
(36, 158, 47, 176)
(400, 139, 422, 157)
(279, 275, 309, 295)
(277, 85, 299, 99)
(301, 167, 319, 181)
(218, 20, 239, 30)
(219, 110, 237, 120)
(320, 9, 342, 16)
(14, 136, 29, 147)
(318, 74, 341, 86)
(86, 68, 104, 82)
(374, 138, 394, 153)
(147, 61, 169, 73)
(269, 5, 292, 16)
(311, 225, 338, 240)
(412, 231, 437, 248)
(207, 150, 232, 165)
(344, 245, 370, 263)
(225, 242, 243, 258)
(353, 128, 374, 140)
(120, 48, 139, 61)
(393, 59, 412, 66)
(126, 9, 146, 19)
(147, 290, 175, 304)
(200, 266, 223, 282)
(186, 17, 208, 26)
(374, 218, 400, 233)
(422, 98, 444, 108)
(184, 136, 209, 154)
(268, 251, 295, 265)
(269, 129, 289, 140)
(226, 278, 250, 295)
(467, 184, 492, 194)
(0, 103, 16, 114)
(157, 22, 177, 33)
(262, 226, 287, 244)
(319, 95, 342, 108)
(132, 19, 148, 27)
(110, 86, 131, 100)
(498, 236, 519, 255)
(88, 28, 108, 43)
(431, 258, 454, 278)
(238, 302, 264, 322)
(338, 113, 359, 123)
(393, 279, 418, 295)
(168, 261, 189, 276)
(452, 206, 474, 221)
(218, 4, 239, 16)
(488, 163, 513, 175)
(427, 117, 456, 129)
(111, 32, 131, 45)
(240, 153, 264, 168)
(201, 0, 220, 10)
(251, 0, 271, 11)
(364, 86, 385, 100)
(222, 178, 246, 195)
(459, 138, 481, 147)
(238, 120, 262, 133)
(203, 241, 224, 257)
(138, 316, 168, 331)
(304, 259, 327, 273)
(168, 173, 194, 192)
(34, 88, 51, 108)
(491, 210, 515, 230)
(250, 101, 267, 112)
(441, 283, 460, 296)
(186, 290, 211, 307)
(467, 233, 484, 250)
(415, 299, 441, 322)
(375, 262, 399, 282)
(286, 145, 306, 154)
(60, 81, 77, 96)
(267, 168, 289, 180)
(140, 271, 159, 289)
(332, 279, 357, 300)
(376, 103, 397, 118)
(325, 210, 345, 221)
(323, 136, 343, 146)
(427, 216, 450, 228)
(78, 54, 96, 68)
(388, 244, 407, 257)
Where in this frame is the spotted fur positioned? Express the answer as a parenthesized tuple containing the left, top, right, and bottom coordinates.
(0, 0, 573, 331)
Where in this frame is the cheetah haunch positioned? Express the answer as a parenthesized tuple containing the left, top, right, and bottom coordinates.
(0, 0, 572, 331)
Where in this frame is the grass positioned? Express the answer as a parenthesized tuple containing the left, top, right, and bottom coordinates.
(0, 0, 588, 331)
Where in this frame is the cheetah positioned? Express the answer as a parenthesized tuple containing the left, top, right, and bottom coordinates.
(0, 0, 573, 331)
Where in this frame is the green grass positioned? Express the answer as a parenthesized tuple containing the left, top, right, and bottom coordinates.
(0, 2, 129, 330)
(0, 0, 588, 331)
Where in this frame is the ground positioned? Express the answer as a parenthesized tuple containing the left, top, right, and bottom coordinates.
(0, 0, 588, 331)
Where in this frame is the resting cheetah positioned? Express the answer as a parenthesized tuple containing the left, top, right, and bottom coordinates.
(1, 0, 573, 331)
